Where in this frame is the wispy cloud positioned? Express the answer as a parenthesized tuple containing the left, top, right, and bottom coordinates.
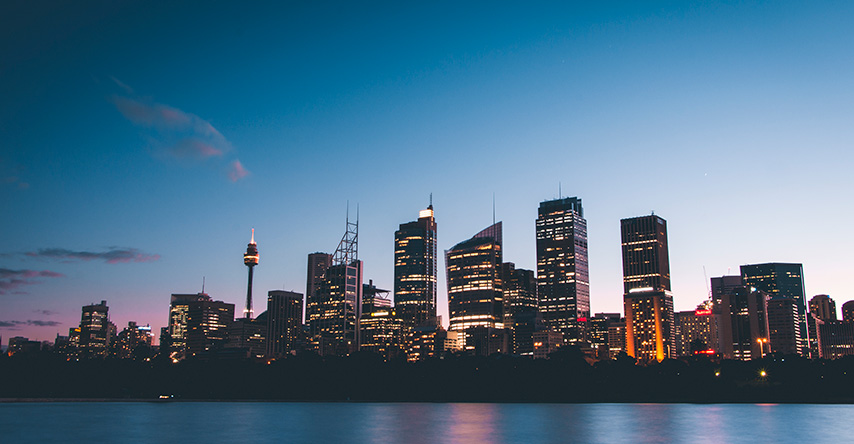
(228, 159, 250, 182)
(109, 79, 250, 182)
(0, 319, 62, 328)
(0, 269, 64, 295)
(25, 248, 160, 264)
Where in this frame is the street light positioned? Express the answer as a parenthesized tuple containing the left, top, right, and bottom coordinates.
(756, 337, 768, 358)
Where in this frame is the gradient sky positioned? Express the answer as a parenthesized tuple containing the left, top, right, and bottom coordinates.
(2, 1, 853, 344)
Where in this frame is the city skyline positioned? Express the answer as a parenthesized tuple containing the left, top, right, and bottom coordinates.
(3, 1, 854, 343)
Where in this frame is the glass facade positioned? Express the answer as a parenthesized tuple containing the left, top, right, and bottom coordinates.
(394, 206, 437, 328)
(446, 222, 503, 332)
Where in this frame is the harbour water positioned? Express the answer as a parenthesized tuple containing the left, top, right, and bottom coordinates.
(1, 402, 851, 443)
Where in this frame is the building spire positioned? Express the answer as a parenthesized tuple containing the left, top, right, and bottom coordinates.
(250, 228, 256, 245)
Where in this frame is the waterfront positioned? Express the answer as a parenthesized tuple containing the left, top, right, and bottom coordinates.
(1, 402, 851, 443)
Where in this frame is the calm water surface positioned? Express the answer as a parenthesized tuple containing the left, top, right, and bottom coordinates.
(1, 402, 851, 443)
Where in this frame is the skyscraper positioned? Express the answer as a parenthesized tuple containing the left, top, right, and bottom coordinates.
(243, 229, 259, 319)
(718, 286, 771, 360)
(810, 294, 837, 322)
(306, 252, 333, 331)
(501, 262, 538, 325)
(536, 197, 589, 342)
(168, 292, 234, 360)
(741, 263, 808, 355)
(308, 212, 363, 356)
(446, 222, 504, 332)
(266, 290, 304, 358)
(78, 300, 112, 358)
(394, 203, 438, 328)
(621, 214, 675, 362)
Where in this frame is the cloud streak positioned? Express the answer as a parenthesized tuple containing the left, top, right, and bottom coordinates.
(0, 319, 62, 328)
(25, 248, 160, 264)
(0, 269, 64, 295)
(109, 79, 251, 182)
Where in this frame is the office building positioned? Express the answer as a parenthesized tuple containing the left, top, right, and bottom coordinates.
(817, 320, 854, 359)
(843, 301, 854, 322)
(115, 321, 153, 359)
(79, 300, 112, 358)
(266, 290, 304, 358)
(740, 263, 808, 355)
(226, 314, 267, 359)
(306, 252, 333, 333)
(674, 302, 718, 356)
(588, 313, 621, 360)
(536, 197, 589, 342)
(621, 214, 675, 362)
(394, 203, 438, 328)
(308, 213, 363, 356)
(360, 308, 404, 361)
(446, 222, 504, 332)
(718, 286, 770, 360)
(767, 298, 803, 355)
(501, 262, 538, 326)
(168, 292, 235, 360)
(810, 294, 837, 322)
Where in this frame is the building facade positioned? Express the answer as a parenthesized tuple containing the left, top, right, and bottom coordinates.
(740, 262, 808, 355)
(446, 222, 504, 332)
(394, 204, 438, 328)
(266, 290, 304, 358)
(620, 215, 675, 362)
(536, 197, 589, 342)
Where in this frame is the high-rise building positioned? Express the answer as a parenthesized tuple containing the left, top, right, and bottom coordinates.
(501, 262, 537, 326)
(817, 320, 854, 359)
(243, 229, 259, 319)
(394, 203, 438, 328)
(740, 263, 808, 355)
(711, 275, 743, 306)
(446, 222, 504, 332)
(843, 301, 854, 322)
(588, 313, 621, 360)
(717, 286, 770, 360)
(767, 298, 803, 355)
(363, 280, 392, 315)
(308, 213, 362, 356)
(810, 294, 837, 322)
(536, 197, 589, 342)
(168, 292, 234, 360)
(226, 314, 267, 359)
(621, 214, 675, 362)
(115, 321, 153, 359)
(79, 300, 112, 358)
(266, 290, 304, 358)
(360, 308, 404, 361)
(674, 303, 718, 356)
(306, 252, 333, 333)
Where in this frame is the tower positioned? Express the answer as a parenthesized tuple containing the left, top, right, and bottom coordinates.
(535, 196, 589, 342)
(243, 229, 259, 319)
(394, 201, 438, 328)
(740, 263, 808, 356)
(621, 214, 675, 362)
(446, 222, 504, 332)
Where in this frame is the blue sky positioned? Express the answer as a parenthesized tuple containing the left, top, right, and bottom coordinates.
(2, 1, 853, 343)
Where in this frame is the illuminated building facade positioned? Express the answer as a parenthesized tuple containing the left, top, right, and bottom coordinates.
(360, 308, 404, 360)
(608, 319, 626, 359)
(309, 213, 362, 356)
(532, 329, 563, 359)
(510, 310, 545, 356)
(711, 275, 743, 305)
(406, 325, 445, 361)
(168, 292, 234, 359)
(363, 280, 392, 315)
(588, 313, 621, 360)
(767, 298, 803, 355)
(79, 300, 112, 358)
(266, 290, 304, 358)
(306, 252, 333, 334)
(501, 262, 537, 327)
(718, 286, 770, 360)
(741, 262, 808, 355)
(810, 294, 837, 322)
(227, 314, 267, 359)
(674, 303, 718, 356)
(446, 222, 504, 332)
(817, 320, 854, 359)
(243, 229, 259, 319)
(843, 300, 854, 322)
(536, 197, 589, 342)
(394, 204, 438, 328)
(115, 321, 153, 359)
(621, 215, 675, 362)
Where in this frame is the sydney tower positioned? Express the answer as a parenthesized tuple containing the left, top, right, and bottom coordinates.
(243, 229, 259, 319)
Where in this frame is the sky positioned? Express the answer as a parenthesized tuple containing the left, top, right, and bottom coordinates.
(2, 1, 853, 344)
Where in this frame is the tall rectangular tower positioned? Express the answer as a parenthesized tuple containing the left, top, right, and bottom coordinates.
(621, 214, 675, 362)
(446, 222, 504, 332)
(266, 290, 304, 358)
(394, 204, 438, 328)
(740, 263, 808, 356)
(536, 197, 589, 342)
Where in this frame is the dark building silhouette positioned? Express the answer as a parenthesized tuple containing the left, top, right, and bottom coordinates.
(226, 314, 267, 359)
(243, 229, 259, 319)
(767, 298, 803, 355)
(718, 286, 770, 360)
(306, 252, 333, 334)
(79, 300, 112, 358)
(536, 197, 589, 342)
(817, 320, 854, 359)
(394, 203, 438, 328)
(588, 313, 621, 360)
(843, 301, 854, 322)
(115, 321, 153, 359)
(266, 290, 304, 358)
(446, 222, 504, 333)
(363, 280, 392, 315)
(740, 262, 807, 355)
(501, 262, 538, 327)
(711, 275, 743, 306)
(621, 214, 675, 362)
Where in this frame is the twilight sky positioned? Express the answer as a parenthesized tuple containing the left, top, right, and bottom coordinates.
(2, 1, 853, 344)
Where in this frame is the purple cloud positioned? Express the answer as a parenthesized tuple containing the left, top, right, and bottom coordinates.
(25, 248, 160, 264)
(228, 159, 250, 182)
(0, 319, 62, 328)
(0, 269, 65, 295)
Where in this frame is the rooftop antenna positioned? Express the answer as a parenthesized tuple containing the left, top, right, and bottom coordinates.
(201, 276, 206, 294)
(429, 193, 433, 209)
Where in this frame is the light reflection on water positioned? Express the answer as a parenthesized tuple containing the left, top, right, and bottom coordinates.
(2, 402, 853, 443)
